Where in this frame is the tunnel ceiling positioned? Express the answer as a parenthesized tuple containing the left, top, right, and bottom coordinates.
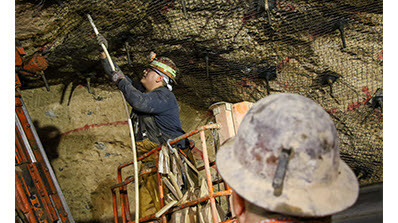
(16, 0, 383, 185)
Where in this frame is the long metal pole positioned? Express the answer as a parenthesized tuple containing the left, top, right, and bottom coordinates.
(15, 113, 36, 162)
(87, 14, 140, 223)
(200, 130, 219, 223)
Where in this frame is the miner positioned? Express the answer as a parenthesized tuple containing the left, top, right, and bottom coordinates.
(216, 93, 359, 223)
(97, 35, 189, 217)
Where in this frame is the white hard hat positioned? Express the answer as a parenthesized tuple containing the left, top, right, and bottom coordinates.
(216, 93, 359, 217)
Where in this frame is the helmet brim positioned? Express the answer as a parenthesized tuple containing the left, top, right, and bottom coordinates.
(216, 136, 359, 217)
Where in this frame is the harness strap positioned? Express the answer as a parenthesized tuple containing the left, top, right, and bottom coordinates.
(138, 115, 167, 145)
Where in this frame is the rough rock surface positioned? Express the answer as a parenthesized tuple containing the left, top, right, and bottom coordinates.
(16, 0, 383, 222)
(21, 84, 215, 222)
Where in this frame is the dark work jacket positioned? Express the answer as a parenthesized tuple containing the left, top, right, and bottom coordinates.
(101, 58, 188, 148)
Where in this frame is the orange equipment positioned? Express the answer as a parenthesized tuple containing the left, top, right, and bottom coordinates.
(15, 72, 74, 222)
(209, 101, 253, 144)
(15, 46, 26, 66)
(21, 52, 49, 75)
(15, 43, 50, 91)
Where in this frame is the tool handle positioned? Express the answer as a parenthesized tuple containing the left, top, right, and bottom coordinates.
(87, 14, 99, 35)
(87, 14, 115, 72)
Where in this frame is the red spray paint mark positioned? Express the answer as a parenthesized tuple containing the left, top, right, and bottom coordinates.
(326, 108, 339, 114)
(242, 11, 255, 23)
(62, 120, 128, 136)
(277, 57, 298, 71)
(238, 77, 255, 88)
(277, 3, 296, 11)
(308, 34, 315, 41)
(275, 81, 294, 89)
(327, 87, 382, 120)
(62, 120, 219, 168)
(346, 86, 373, 112)
(362, 86, 373, 98)
(378, 50, 383, 61)
(374, 109, 383, 120)
(161, 2, 175, 14)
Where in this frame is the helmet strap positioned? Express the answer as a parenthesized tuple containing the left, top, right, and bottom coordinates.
(152, 67, 173, 91)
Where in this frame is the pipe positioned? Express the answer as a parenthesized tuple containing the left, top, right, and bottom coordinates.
(120, 91, 139, 222)
(156, 151, 167, 223)
(87, 14, 140, 222)
(41, 73, 50, 91)
(200, 130, 219, 223)
(87, 14, 114, 71)
(125, 42, 132, 65)
(180, 0, 187, 19)
(264, 0, 271, 25)
(111, 168, 157, 190)
(112, 190, 119, 223)
(86, 77, 91, 93)
(172, 190, 232, 213)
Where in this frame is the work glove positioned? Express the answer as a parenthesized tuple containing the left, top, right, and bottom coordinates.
(110, 70, 126, 84)
(97, 34, 108, 49)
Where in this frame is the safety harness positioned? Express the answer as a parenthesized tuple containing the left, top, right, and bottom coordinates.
(138, 114, 169, 145)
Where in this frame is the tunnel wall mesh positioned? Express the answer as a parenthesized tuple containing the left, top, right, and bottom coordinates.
(18, 0, 383, 185)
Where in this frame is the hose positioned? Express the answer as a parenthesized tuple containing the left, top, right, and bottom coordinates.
(87, 14, 140, 223)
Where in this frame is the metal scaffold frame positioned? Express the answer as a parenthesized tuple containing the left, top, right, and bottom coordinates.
(111, 123, 237, 223)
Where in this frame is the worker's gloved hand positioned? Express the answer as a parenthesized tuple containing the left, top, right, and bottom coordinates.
(97, 34, 108, 49)
(110, 70, 125, 84)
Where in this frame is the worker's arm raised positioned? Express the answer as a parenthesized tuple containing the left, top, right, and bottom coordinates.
(117, 78, 174, 114)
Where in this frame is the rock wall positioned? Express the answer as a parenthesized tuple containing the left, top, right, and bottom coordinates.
(21, 84, 214, 222)
(16, 0, 383, 222)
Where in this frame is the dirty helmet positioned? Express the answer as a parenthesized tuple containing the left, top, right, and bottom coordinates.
(216, 93, 359, 217)
(149, 56, 178, 84)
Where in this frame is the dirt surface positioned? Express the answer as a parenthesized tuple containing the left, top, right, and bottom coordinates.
(21, 83, 216, 222)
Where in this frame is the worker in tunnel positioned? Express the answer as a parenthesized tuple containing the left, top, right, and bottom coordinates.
(216, 93, 359, 223)
(97, 35, 192, 218)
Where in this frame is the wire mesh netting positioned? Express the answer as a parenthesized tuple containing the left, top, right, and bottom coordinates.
(17, 0, 382, 186)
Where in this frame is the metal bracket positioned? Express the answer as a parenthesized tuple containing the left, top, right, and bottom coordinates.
(167, 139, 176, 154)
(272, 148, 292, 196)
